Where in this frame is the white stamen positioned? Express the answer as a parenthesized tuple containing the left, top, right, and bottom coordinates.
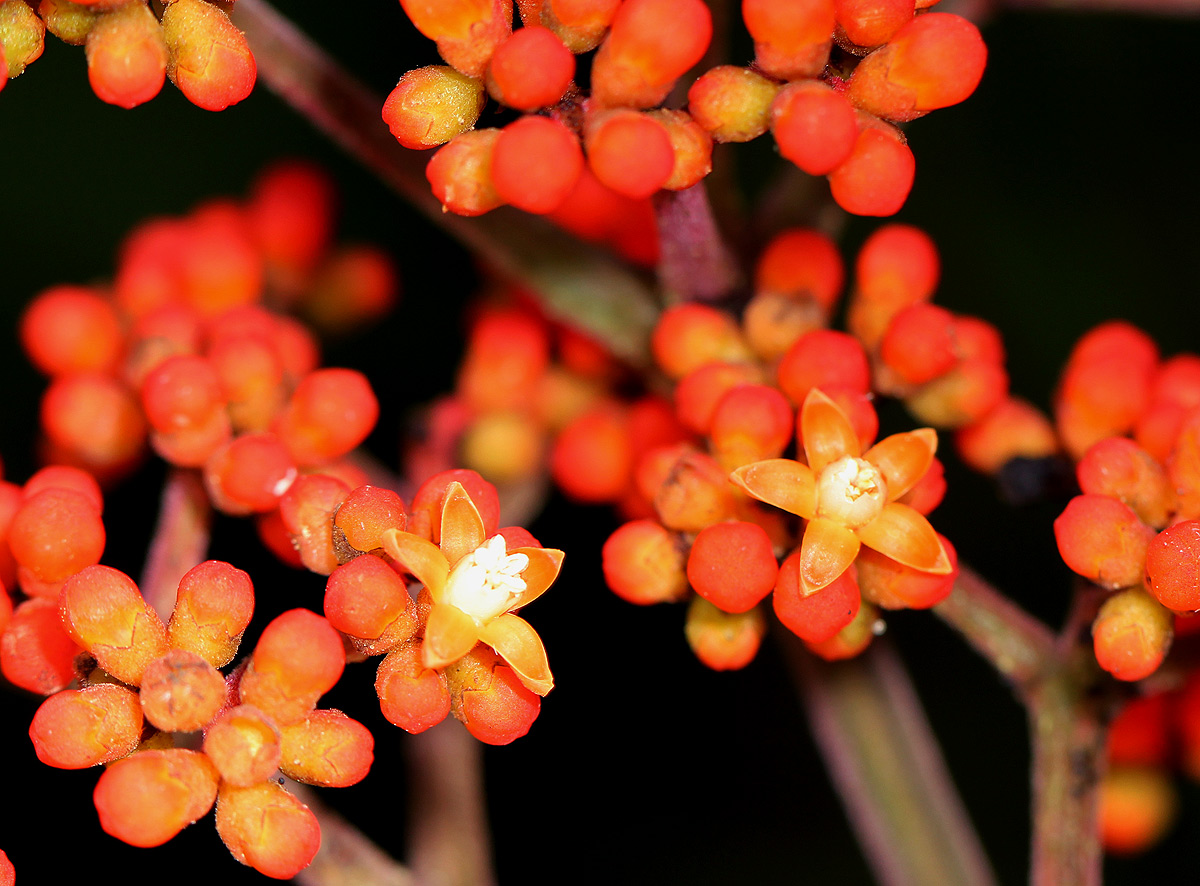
(441, 535, 529, 622)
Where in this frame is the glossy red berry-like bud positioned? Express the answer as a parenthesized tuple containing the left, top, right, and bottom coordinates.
(591, 0, 712, 108)
(954, 397, 1058, 475)
(204, 704, 283, 787)
(774, 550, 861, 643)
(1054, 494, 1155, 591)
(848, 13, 986, 122)
(376, 639, 452, 734)
(835, 0, 915, 48)
(1144, 520, 1200, 613)
(325, 555, 418, 656)
(743, 0, 834, 80)
(448, 646, 541, 745)
(139, 649, 227, 733)
(401, 0, 511, 78)
(828, 118, 915, 217)
(771, 81, 859, 176)
(584, 109, 675, 200)
(777, 329, 871, 404)
(603, 519, 689, 605)
(754, 227, 845, 313)
(86, 1, 167, 108)
(239, 609, 345, 725)
(491, 115, 584, 215)
(333, 485, 408, 558)
(20, 284, 122, 377)
(60, 564, 169, 686)
(687, 520, 778, 613)
(487, 26, 574, 110)
(426, 128, 506, 216)
(651, 304, 750, 379)
(9, 488, 105, 592)
(1076, 437, 1173, 529)
(0, 597, 81, 695)
(205, 432, 298, 515)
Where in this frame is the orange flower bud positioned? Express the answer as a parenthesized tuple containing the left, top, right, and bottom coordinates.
(167, 560, 255, 667)
(30, 683, 143, 769)
(447, 646, 541, 745)
(60, 565, 168, 686)
(602, 519, 689, 605)
(139, 649, 226, 733)
(204, 704, 283, 787)
(1055, 495, 1155, 591)
(1092, 588, 1173, 682)
(684, 595, 765, 670)
(383, 66, 486, 150)
(161, 0, 256, 111)
(280, 709, 374, 787)
(375, 639, 452, 734)
(239, 609, 345, 725)
(94, 749, 219, 847)
(215, 782, 320, 880)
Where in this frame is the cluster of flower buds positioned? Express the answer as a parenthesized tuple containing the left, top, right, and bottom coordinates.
(1052, 322, 1200, 682)
(409, 293, 701, 515)
(19, 556, 363, 878)
(0, 0, 255, 109)
(275, 462, 563, 745)
(1, 463, 562, 870)
(1098, 672, 1200, 855)
(19, 162, 396, 504)
(385, 0, 987, 220)
(584, 222, 1051, 668)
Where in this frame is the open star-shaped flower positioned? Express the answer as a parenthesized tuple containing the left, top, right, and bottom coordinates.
(732, 388, 951, 596)
(381, 482, 563, 696)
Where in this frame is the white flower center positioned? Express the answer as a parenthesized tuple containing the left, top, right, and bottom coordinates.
(815, 455, 887, 529)
(441, 535, 529, 622)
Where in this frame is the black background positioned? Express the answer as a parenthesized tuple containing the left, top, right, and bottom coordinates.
(2, 2, 1200, 883)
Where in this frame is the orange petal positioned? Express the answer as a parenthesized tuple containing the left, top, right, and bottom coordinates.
(799, 518, 861, 595)
(439, 482, 486, 566)
(511, 547, 565, 609)
(865, 428, 937, 502)
(801, 389, 860, 472)
(857, 502, 952, 574)
(423, 602, 482, 670)
(381, 529, 449, 599)
(479, 613, 554, 696)
(730, 459, 817, 519)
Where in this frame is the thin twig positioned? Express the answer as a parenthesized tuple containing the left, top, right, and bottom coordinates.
(140, 468, 212, 620)
(1025, 672, 1107, 886)
(233, 0, 661, 369)
(292, 785, 415, 886)
(652, 184, 742, 303)
(405, 720, 496, 886)
(780, 632, 999, 886)
(934, 563, 1058, 689)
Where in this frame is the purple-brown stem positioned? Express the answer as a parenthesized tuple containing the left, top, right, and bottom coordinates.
(653, 184, 741, 303)
(779, 630, 998, 886)
(140, 468, 211, 621)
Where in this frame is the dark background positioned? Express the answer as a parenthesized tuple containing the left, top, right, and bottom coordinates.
(2, 2, 1200, 883)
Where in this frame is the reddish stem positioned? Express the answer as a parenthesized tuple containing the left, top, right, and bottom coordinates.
(140, 468, 211, 620)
